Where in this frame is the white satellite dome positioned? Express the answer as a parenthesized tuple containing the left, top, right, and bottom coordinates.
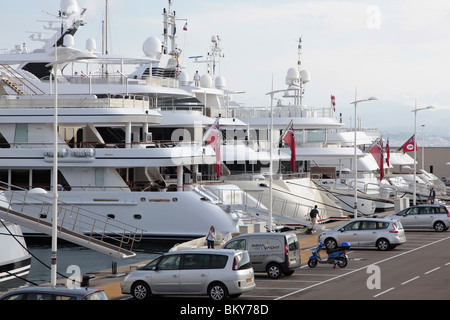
(28, 187, 48, 194)
(86, 38, 96, 53)
(179, 71, 189, 86)
(215, 75, 226, 89)
(300, 69, 311, 83)
(63, 34, 74, 48)
(200, 74, 213, 88)
(143, 37, 162, 57)
(285, 67, 300, 85)
(60, 0, 79, 16)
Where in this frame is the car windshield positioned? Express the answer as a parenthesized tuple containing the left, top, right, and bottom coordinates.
(235, 252, 252, 270)
(287, 235, 299, 250)
(84, 290, 108, 300)
(393, 221, 404, 230)
(140, 256, 162, 270)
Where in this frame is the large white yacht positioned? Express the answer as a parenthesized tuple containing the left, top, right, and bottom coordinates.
(0, 0, 271, 241)
(174, 36, 380, 218)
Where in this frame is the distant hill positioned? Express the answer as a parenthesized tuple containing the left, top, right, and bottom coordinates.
(380, 130, 450, 148)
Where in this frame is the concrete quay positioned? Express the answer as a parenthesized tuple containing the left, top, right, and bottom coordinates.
(91, 212, 395, 300)
(89, 224, 329, 300)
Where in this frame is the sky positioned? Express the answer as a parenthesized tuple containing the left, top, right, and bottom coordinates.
(1, 0, 450, 142)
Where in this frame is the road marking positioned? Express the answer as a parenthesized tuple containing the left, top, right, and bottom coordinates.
(424, 267, 441, 275)
(373, 287, 395, 298)
(401, 276, 420, 285)
(275, 235, 450, 300)
(445, 262, 450, 266)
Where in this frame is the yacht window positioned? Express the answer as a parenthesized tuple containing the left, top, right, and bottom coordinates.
(305, 129, 325, 143)
(0, 132, 10, 148)
(95, 168, 104, 186)
(14, 124, 28, 146)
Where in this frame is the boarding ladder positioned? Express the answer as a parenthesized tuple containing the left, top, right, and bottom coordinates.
(0, 64, 45, 95)
(0, 186, 144, 260)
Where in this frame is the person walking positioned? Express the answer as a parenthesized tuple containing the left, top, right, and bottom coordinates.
(429, 187, 436, 204)
(309, 205, 319, 232)
(206, 225, 216, 249)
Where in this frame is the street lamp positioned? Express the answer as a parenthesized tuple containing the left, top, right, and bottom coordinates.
(350, 96, 378, 218)
(421, 124, 425, 171)
(412, 101, 434, 205)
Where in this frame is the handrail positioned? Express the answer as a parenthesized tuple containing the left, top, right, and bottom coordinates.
(0, 182, 145, 256)
(0, 64, 45, 95)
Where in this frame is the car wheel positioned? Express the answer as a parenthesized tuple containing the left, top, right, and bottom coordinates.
(266, 263, 282, 279)
(324, 238, 337, 250)
(208, 282, 228, 301)
(376, 238, 390, 251)
(434, 221, 446, 232)
(131, 281, 151, 300)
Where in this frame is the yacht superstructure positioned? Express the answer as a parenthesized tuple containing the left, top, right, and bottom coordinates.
(0, 0, 272, 240)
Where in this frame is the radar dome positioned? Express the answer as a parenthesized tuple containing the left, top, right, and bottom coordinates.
(300, 70, 311, 83)
(285, 67, 300, 85)
(215, 76, 226, 89)
(179, 71, 189, 86)
(63, 34, 74, 48)
(200, 74, 213, 88)
(86, 38, 96, 52)
(143, 37, 162, 57)
(60, 0, 79, 16)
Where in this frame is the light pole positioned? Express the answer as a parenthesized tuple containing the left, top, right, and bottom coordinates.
(412, 101, 434, 205)
(421, 124, 425, 171)
(350, 96, 377, 218)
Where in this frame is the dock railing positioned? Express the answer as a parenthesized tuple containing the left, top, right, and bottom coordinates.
(0, 182, 144, 259)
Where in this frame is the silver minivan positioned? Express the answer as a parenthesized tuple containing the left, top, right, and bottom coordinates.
(386, 204, 450, 232)
(318, 218, 406, 251)
(222, 232, 301, 279)
(120, 249, 255, 300)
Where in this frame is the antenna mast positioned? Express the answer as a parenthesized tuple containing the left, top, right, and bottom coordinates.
(297, 37, 303, 105)
(163, 0, 177, 54)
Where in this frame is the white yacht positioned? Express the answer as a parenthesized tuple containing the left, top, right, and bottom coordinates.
(0, 0, 271, 241)
(0, 193, 32, 288)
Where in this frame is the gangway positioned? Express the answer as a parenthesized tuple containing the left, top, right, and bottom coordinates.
(0, 188, 144, 260)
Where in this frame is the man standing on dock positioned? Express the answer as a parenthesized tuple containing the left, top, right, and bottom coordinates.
(309, 205, 319, 232)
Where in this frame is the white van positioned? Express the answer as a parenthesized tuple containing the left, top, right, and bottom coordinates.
(222, 232, 301, 279)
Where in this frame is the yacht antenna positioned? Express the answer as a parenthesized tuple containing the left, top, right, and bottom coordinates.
(163, 0, 177, 54)
(297, 37, 303, 105)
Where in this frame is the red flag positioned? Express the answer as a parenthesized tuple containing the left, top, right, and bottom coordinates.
(401, 135, 417, 153)
(331, 95, 336, 112)
(183, 22, 188, 31)
(282, 122, 296, 172)
(386, 139, 390, 167)
(204, 121, 221, 178)
(369, 138, 384, 181)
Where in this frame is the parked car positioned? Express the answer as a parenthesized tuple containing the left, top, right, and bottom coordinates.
(318, 218, 406, 251)
(385, 204, 450, 232)
(120, 249, 255, 300)
(222, 232, 301, 279)
(0, 285, 108, 300)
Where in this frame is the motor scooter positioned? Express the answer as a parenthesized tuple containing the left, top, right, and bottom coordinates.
(307, 241, 350, 268)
